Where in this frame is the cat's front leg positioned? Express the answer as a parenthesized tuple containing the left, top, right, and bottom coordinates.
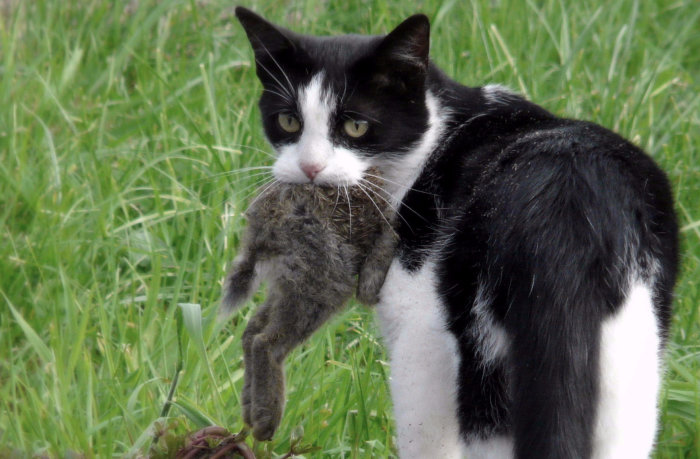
(376, 259, 463, 458)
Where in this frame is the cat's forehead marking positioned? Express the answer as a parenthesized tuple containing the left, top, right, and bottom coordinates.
(295, 72, 336, 166)
(298, 72, 335, 131)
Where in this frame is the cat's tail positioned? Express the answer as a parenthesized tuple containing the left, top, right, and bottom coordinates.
(220, 251, 259, 316)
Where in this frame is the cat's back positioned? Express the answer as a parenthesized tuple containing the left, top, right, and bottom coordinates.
(434, 98, 678, 326)
(433, 91, 675, 228)
(463, 116, 675, 232)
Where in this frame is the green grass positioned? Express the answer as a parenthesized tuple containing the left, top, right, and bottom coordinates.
(0, 0, 698, 457)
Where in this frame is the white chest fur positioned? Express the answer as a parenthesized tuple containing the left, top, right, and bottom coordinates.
(376, 258, 463, 458)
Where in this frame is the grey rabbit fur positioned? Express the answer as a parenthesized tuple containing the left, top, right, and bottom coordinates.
(221, 169, 396, 441)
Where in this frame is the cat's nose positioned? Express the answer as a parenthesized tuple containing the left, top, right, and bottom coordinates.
(300, 162, 325, 180)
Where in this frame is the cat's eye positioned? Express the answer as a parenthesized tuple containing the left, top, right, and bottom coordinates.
(277, 113, 301, 133)
(343, 119, 369, 138)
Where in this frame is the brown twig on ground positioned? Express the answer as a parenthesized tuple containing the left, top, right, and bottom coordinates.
(175, 426, 255, 459)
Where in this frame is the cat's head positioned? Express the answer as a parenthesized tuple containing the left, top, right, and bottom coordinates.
(235, 7, 436, 189)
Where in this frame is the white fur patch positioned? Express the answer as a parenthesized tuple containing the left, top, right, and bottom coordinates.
(272, 73, 369, 186)
(593, 282, 662, 458)
(472, 285, 510, 367)
(376, 259, 462, 458)
(482, 84, 518, 106)
(462, 435, 514, 459)
(377, 92, 447, 206)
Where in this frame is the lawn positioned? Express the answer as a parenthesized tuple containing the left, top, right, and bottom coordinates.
(0, 0, 698, 457)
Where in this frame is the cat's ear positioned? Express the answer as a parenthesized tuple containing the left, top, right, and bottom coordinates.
(378, 14, 430, 70)
(368, 14, 430, 90)
(235, 7, 297, 64)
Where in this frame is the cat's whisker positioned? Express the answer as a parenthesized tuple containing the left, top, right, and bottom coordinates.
(218, 172, 275, 200)
(228, 171, 275, 187)
(340, 74, 348, 105)
(202, 169, 272, 189)
(332, 184, 342, 215)
(363, 172, 438, 197)
(206, 173, 274, 204)
(205, 166, 274, 180)
(238, 173, 277, 196)
(212, 144, 277, 160)
(214, 168, 273, 178)
(356, 178, 398, 212)
(346, 81, 359, 105)
(360, 177, 427, 226)
(343, 184, 352, 236)
(245, 178, 281, 211)
(355, 182, 395, 232)
(204, 173, 274, 206)
(255, 59, 295, 101)
(344, 110, 382, 125)
(358, 179, 414, 232)
(263, 87, 293, 103)
(258, 41, 296, 99)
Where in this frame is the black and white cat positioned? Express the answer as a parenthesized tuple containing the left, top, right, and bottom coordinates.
(234, 7, 679, 459)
